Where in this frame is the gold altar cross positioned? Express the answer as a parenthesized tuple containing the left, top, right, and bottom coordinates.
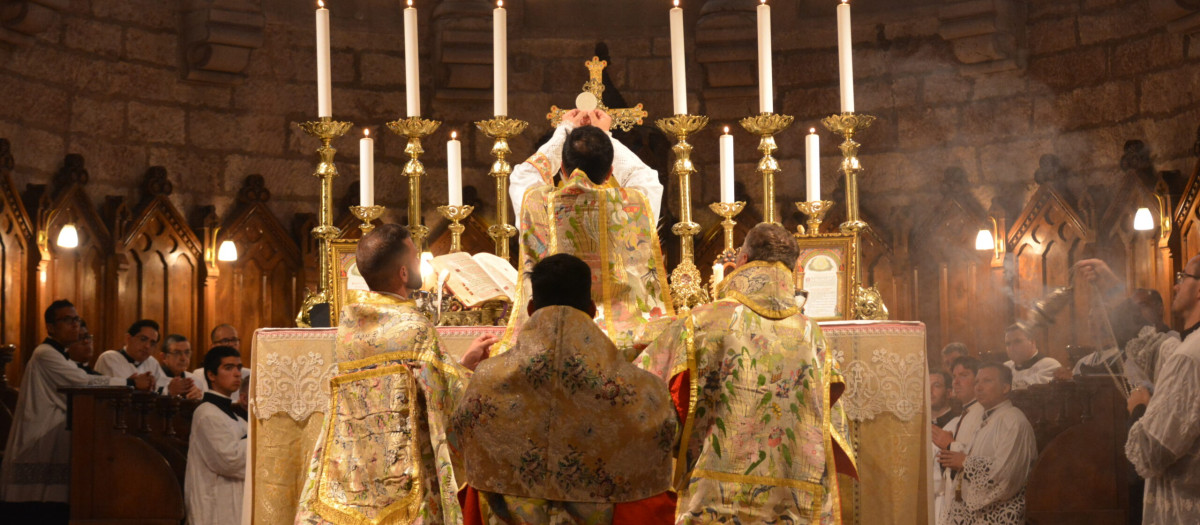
(547, 57, 648, 132)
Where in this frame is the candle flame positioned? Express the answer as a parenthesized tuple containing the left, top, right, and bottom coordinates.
(317, 0, 324, 7)
(841, 0, 848, 3)
(451, 131, 457, 140)
(498, 0, 503, 6)
(760, 0, 766, 4)
(674, 0, 679, 6)
(809, 128, 816, 133)
(364, 129, 370, 137)
(407, 0, 413, 6)
(723, 126, 729, 134)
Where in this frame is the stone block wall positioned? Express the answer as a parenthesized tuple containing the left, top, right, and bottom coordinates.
(0, 0, 1197, 252)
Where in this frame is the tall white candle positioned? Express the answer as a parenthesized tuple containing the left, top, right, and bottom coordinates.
(315, 1, 332, 117)
(756, 0, 773, 114)
(837, 0, 855, 113)
(669, 1, 687, 115)
(447, 131, 463, 206)
(404, 0, 421, 117)
(719, 127, 734, 203)
(805, 128, 820, 201)
(493, 1, 508, 116)
(713, 263, 725, 283)
(360, 129, 374, 207)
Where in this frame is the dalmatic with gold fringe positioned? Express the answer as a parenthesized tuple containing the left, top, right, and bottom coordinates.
(295, 291, 469, 525)
(497, 168, 673, 360)
(637, 261, 858, 525)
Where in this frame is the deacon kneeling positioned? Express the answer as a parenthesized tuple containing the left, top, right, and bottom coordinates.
(185, 346, 247, 525)
(453, 254, 678, 525)
(938, 363, 1038, 525)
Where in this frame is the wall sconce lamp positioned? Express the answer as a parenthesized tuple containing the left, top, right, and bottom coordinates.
(1133, 193, 1171, 242)
(975, 216, 1004, 264)
(56, 224, 79, 248)
(216, 240, 239, 262)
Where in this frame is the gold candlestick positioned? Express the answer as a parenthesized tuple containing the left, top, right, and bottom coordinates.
(386, 116, 442, 251)
(709, 201, 745, 257)
(821, 112, 876, 234)
(656, 114, 711, 312)
(349, 205, 384, 235)
(475, 115, 529, 261)
(739, 113, 794, 225)
(294, 116, 353, 327)
(795, 200, 834, 236)
(437, 204, 475, 253)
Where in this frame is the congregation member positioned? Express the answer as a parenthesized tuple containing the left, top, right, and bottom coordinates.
(932, 356, 982, 524)
(1123, 253, 1200, 524)
(96, 319, 194, 397)
(155, 334, 202, 400)
(65, 320, 99, 374)
(184, 346, 247, 525)
(1002, 324, 1061, 389)
(195, 324, 250, 402)
(296, 224, 491, 524)
(931, 370, 959, 428)
(502, 123, 672, 358)
(639, 223, 856, 523)
(509, 108, 662, 227)
(0, 300, 152, 525)
(210, 323, 240, 350)
(941, 342, 968, 373)
(453, 254, 677, 524)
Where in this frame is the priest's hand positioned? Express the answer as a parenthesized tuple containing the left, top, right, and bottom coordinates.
(461, 334, 500, 372)
(931, 424, 954, 449)
(129, 372, 154, 391)
(937, 450, 966, 471)
(562, 109, 586, 128)
(1127, 386, 1151, 414)
(1074, 259, 1119, 294)
(1052, 366, 1074, 382)
(167, 376, 195, 397)
(589, 110, 612, 132)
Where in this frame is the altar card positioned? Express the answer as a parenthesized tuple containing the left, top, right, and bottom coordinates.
(793, 234, 856, 321)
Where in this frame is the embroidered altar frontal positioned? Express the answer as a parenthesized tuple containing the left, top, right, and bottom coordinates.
(247, 322, 927, 524)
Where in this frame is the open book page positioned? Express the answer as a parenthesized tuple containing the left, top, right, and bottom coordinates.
(431, 252, 508, 308)
(471, 252, 518, 299)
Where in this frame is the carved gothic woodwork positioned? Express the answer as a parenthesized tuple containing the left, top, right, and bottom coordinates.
(294, 212, 321, 299)
(180, 0, 266, 83)
(110, 168, 205, 353)
(428, 213, 493, 256)
(937, 0, 1027, 73)
(859, 216, 912, 323)
(0, 139, 35, 386)
(0, 0, 67, 47)
(214, 176, 302, 366)
(31, 154, 113, 361)
(1006, 176, 1097, 367)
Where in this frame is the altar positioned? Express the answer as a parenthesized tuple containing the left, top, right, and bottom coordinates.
(244, 320, 929, 525)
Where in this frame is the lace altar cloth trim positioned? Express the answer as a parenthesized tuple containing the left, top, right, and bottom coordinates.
(253, 328, 338, 422)
(822, 321, 926, 423)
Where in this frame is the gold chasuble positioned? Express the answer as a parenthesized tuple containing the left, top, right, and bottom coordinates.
(638, 262, 858, 525)
(499, 169, 672, 359)
(452, 305, 677, 523)
(296, 291, 469, 525)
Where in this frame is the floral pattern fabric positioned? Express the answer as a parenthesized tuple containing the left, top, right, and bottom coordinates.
(638, 261, 855, 525)
(497, 169, 672, 359)
(453, 305, 677, 505)
(296, 290, 469, 525)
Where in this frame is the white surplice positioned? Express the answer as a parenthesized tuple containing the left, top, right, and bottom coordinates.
(943, 401, 1038, 525)
(1004, 355, 1062, 389)
(0, 341, 125, 503)
(1125, 329, 1200, 525)
(509, 122, 663, 227)
(185, 393, 247, 525)
(95, 348, 172, 391)
(936, 401, 983, 525)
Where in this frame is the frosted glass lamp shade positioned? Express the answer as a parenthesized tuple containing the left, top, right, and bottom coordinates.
(217, 240, 239, 261)
(975, 228, 994, 251)
(1133, 207, 1154, 231)
(56, 224, 79, 248)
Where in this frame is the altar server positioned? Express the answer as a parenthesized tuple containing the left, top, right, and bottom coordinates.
(296, 224, 491, 525)
(1002, 324, 1061, 389)
(185, 345, 247, 525)
(510, 108, 662, 227)
(96, 319, 195, 397)
(0, 300, 143, 525)
(937, 363, 1038, 525)
(501, 124, 672, 358)
(638, 223, 858, 524)
(453, 254, 678, 524)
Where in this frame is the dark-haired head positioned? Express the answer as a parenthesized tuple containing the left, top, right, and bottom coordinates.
(127, 319, 160, 337)
(562, 126, 614, 185)
(356, 223, 421, 293)
(738, 223, 800, 272)
(44, 299, 80, 343)
(528, 253, 595, 317)
(203, 345, 241, 389)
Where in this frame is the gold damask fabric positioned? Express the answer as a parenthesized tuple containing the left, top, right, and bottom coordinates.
(453, 305, 676, 503)
(295, 291, 470, 525)
(497, 169, 673, 359)
(638, 261, 856, 525)
(821, 321, 930, 525)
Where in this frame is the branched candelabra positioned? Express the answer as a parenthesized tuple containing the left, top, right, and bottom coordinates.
(387, 116, 442, 251)
(821, 112, 875, 235)
(656, 114, 711, 312)
(295, 116, 354, 327)
(475, 116, 528, 261)
(739, 113, 794, 225)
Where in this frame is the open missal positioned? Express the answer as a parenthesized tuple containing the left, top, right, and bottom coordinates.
(431, 252, 519, 308)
